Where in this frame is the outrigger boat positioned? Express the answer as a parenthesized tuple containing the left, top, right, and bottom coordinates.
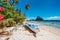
(25, 23, 40, 33)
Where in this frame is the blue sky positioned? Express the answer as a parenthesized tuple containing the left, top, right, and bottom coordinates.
(14, 0, 60, 20)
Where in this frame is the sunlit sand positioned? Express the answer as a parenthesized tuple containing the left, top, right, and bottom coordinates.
(0, 22, 60, 40)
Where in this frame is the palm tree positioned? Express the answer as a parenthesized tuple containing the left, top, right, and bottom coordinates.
(25, 4, 30, 10)
(13, 0, 18, 4)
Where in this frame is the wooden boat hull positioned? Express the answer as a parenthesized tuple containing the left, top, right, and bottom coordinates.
(25, 24, 40, 33)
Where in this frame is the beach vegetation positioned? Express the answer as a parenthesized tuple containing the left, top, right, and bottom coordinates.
(25, 4, 30, 10)
(0, 0, 28, 29)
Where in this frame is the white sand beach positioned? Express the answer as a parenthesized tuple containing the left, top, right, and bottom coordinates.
(0, 23, 60, 40)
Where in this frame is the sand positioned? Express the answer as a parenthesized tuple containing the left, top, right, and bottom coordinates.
(0, 23, 60, 40)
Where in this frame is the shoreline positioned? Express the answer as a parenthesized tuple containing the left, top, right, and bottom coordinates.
(9, 22, 60, 40)
(37, 23, 60, 36)
(29, 21, 60, 36)
(0, 22, 60, 40)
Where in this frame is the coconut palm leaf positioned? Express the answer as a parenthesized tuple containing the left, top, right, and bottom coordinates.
(25, 4, 30, 10)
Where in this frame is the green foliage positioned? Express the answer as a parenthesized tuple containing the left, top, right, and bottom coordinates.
(0, 21, 4, 29)
(13, 0, 18, 4)
(0, 0, 26, 29)
(25, 4, 30, 10)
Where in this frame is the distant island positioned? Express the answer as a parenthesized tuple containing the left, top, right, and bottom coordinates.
(28, 16, 43, 21)
(35, 16, 43, 21)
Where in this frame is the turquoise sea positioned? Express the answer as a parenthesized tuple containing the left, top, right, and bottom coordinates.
(37, 20, 60, 29)
(27, 20, 60, 35)
(27, 20, 60, 29)
(27, 20, 60, 32)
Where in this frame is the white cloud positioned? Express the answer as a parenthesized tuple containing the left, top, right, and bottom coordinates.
(44, 16, 60, 20)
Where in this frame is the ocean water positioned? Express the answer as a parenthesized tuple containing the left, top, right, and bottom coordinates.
(27, 20, 60, 29)
(27, 20, 60, 35)
(37, 20, 60, 29)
